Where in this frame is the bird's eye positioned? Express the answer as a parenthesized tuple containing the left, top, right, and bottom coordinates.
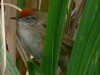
(26, 18, 30, 21)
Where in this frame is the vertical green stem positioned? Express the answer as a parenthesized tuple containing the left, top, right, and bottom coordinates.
(17, 0, 26, 9)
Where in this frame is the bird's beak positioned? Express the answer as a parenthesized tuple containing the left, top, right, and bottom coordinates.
(10, 17, 19, 20)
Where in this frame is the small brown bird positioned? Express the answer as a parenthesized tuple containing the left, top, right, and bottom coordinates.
(11, 8, 73, 74)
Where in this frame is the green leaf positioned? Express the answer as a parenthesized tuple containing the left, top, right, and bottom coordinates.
(7, 52, 21, 75)
(67, 0, 100, 75)
(88, 62, 95, 75)
(16, 59, 22, 71)
(0, 41, 2, 57)
(17, 0, 26, 9)
(78, 11, 100, 75)
(42, 0, 69, 75)
(0, 41, 21, 75)
(95, 54, 100, 75)
(27, 61, 44, 75)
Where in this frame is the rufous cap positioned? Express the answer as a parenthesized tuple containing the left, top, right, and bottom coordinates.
(20, 8, 36, 18)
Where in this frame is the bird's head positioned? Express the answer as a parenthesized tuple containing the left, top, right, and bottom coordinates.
(11, 8, 48, 26)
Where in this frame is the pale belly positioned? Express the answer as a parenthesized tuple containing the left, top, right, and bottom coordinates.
(18, 27, 44, 59)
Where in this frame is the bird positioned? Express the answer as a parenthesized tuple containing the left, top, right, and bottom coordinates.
(11, 8, 74, 74)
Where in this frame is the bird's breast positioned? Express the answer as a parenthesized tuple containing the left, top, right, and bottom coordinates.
(18, 25, 45, 59)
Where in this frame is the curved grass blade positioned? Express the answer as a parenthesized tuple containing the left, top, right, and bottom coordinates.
(27, 60, 44, 75)
(7, 52, 21, 75)
(0, 42, 21, 75)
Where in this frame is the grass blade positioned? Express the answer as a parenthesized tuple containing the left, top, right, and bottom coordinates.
(27, 61, 44, 75)
(95, 54, 100, 75)
(7, 52, 21, 75)
(17, 0, 26, 9)
(0, 42, 21, 75)
(67, 0, 99, 75)
(42, 0, 69, 75)
(78, 10, 100, 75)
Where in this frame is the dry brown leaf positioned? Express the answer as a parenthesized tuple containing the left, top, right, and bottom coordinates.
(26, 0, 38, 9)
(69, 0, 86, 38)
(0, 10, 1, 40)
(5, 0, 17, 62)
(74, 0, 83, 11)
(40, 0, 49, 12)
